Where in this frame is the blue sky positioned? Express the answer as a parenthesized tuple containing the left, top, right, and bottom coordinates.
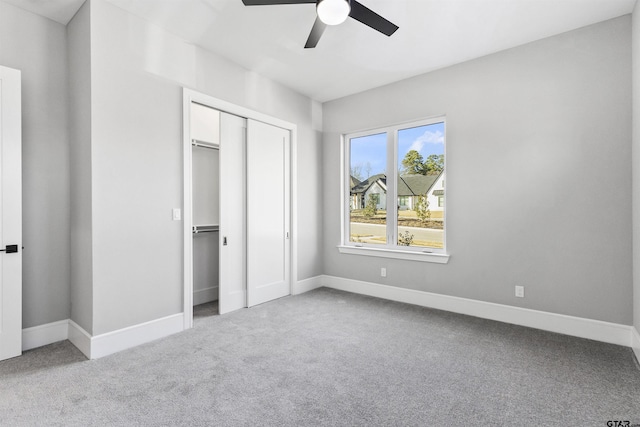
(350, 122, 445, 177)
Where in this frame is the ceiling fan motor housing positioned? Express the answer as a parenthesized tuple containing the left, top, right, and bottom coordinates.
(317, 0, 351, 26)
(241, 0, 398, 49)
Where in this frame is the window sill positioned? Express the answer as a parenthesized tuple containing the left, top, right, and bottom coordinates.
(337, 245, 450, 264)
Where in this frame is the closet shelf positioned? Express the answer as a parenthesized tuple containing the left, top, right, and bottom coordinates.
(192, 224, 219, 234)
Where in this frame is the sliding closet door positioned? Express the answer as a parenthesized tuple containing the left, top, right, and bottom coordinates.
(246, 119, 290, 307)
(218, 112, 247, 314)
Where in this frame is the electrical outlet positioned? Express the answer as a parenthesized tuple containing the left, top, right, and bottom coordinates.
(515, 285, 525, 298)
(381, 268, 387, 277)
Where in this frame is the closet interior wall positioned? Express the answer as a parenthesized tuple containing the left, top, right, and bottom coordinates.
(191, 103, 220, 306)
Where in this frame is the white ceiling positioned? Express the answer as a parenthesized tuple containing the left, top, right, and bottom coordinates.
(4, 0, 637, 102)
(2, 0, 86, 25)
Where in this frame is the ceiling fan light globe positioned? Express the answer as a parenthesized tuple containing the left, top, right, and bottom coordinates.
(317, 0, 350, 26)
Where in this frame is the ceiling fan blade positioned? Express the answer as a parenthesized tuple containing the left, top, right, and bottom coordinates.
(242, 0, 315, 5)
(349, 0, 399, 37)
(304, 17, 327, 48)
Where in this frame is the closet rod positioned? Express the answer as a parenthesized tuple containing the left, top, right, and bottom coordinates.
(191, 139, 219, 150)
(192, 225, 219, 234)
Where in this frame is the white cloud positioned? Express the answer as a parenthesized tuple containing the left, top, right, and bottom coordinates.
(409, 130, 444, 152)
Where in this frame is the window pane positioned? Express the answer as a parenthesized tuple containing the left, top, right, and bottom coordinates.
(349, 133, 387, 245)
(397, 122, 445, 249)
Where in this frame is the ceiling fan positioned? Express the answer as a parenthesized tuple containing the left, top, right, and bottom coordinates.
(241, 0, 399, 48)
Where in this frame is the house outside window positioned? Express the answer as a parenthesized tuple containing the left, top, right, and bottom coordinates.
(344, 117, 446, 253)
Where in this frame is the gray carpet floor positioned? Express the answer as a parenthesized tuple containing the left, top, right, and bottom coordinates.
(1, 287, 639, 426)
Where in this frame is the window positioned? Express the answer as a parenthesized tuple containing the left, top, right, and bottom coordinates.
(343, 117, 446, 256)
(348, 132, 387, 245)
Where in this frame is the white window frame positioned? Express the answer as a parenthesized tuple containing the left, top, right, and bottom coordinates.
(339, 116, 449, 264)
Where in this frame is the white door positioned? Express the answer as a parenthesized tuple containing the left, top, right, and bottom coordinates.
(219, 112, 247, 314)
(0, 66, 22, 361)
(246, 119, 290, 307)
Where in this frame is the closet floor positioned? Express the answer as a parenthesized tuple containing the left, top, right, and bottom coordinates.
(194, 300, 218, 319)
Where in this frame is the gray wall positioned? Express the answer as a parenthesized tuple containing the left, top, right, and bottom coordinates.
(633, 2, 640, 334)
(80, 0, 324, 335)
(67, 1, 94, 334)
(0, 2, 71, 329)
(323, 16, 632, 325)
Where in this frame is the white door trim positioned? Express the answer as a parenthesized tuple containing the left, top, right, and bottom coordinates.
(0, 65, 22, 361)
(182, 88, 297, 328)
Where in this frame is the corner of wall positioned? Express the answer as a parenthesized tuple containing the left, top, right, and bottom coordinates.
(293, 276, 324, 295)
(632, 0, 640, 340)
(68, 319, 92, 359)
(67, 0, 94, 336)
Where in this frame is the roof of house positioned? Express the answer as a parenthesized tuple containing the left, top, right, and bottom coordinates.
(351, 174, 386, 195)
(350, 175, 362, 188)
(398, 173, 441, 196)
(351, 172, 443, 196)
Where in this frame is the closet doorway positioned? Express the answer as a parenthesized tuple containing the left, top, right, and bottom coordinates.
(182, 89, 296, 329)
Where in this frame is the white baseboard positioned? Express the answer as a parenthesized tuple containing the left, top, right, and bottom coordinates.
(22, 320, 70, 352)
(90, 313, 184, 359)
(632, 327, 640, 363)
(193, 286, 219, 306)
(68, 320, 92, 358)
(25, 313, 187, 359)
(321, 275, 633, 348)
(293, 275, 324, 295)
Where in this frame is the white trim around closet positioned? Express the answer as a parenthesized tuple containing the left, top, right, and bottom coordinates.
(182, 88, 297, 328)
